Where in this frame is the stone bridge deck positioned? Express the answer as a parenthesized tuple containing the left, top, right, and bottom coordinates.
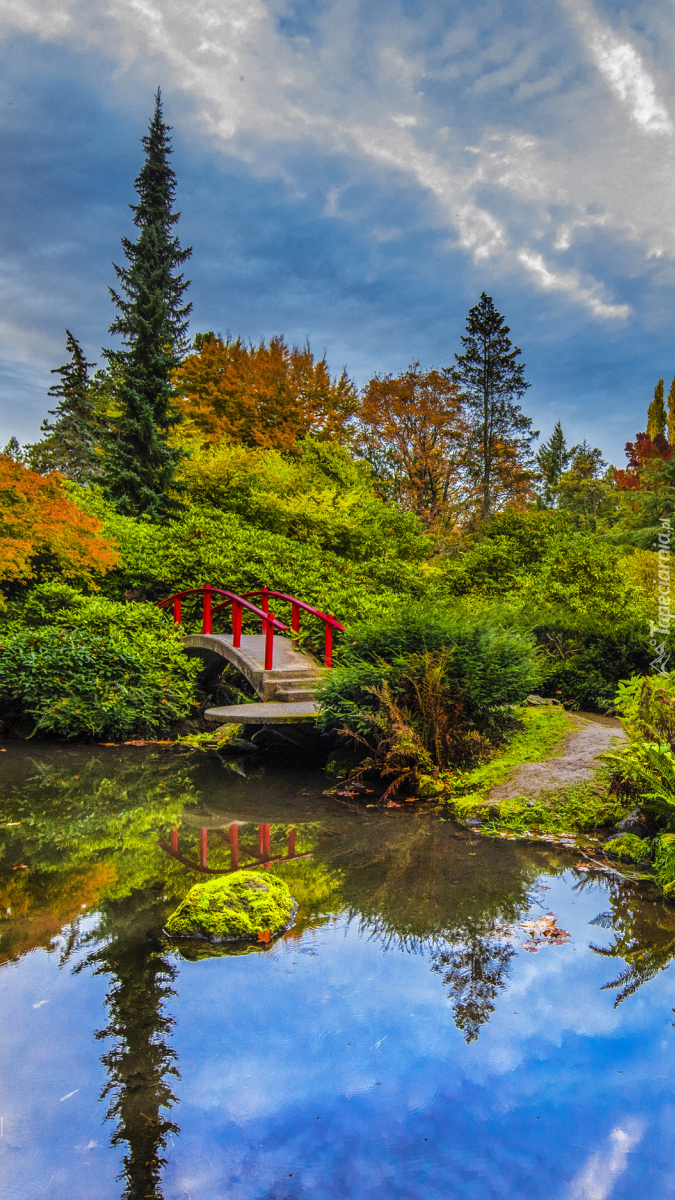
(183, 632, 322, 724)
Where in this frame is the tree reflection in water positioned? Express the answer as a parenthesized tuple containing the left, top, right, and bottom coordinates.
(76, 902, 179, 1200)
(430, 924, 517, 1042)
(586, 877, 675, 1006)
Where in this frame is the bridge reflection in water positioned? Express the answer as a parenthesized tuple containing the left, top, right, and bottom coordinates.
(158, 822, 310, 875)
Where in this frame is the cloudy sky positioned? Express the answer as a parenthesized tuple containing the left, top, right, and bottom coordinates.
(1, 0, 675, 463)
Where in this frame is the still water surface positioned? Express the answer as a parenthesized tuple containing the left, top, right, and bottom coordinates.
(0, 743, 674, 1199)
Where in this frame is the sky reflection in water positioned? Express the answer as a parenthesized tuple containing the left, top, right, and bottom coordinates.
(0, 744, 674, 1199)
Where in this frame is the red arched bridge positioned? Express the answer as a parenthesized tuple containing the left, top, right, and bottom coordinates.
(156, 586, 345, 724)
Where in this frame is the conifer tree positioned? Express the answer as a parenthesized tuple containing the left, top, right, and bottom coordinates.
(451, 293, 536, 518)
(102, 90, 191, 520)
(667, 376, 675, 446)
(647, 379, 666, 441)
(535, 420, 572, 506)
(26, 331, 99, 481)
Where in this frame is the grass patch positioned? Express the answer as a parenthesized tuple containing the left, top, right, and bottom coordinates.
(480, 784, 625, 836)
(443, 705, 573, 808)
(443, 706, 628, 838)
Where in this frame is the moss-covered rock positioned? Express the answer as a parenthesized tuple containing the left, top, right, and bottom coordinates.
(165, 870, 296, 942)
(604, 833, 651, 864)
(417, 774, 445, 798)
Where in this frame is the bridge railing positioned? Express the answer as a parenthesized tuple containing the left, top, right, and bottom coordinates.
(214, 587, 345, 667)
(156, 586, 289, 670)
(157, 585, 345, 668)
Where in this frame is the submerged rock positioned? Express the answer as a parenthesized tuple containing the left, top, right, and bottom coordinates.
(165, 870, 297, 943)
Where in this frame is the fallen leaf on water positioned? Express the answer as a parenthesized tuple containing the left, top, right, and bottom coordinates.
(384, 801, 401, 808)
(12, 864, 28, 870)
(257, 929, 273, 943)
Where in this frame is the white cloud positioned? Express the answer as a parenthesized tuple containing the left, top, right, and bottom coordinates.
(518, 251, 630, 319)
(566, 0, 673, 134)
(566, 1119, 644, 1200)
(590, 33, 672, 134)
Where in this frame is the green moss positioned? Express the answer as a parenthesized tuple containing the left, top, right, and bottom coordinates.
(604, 833, 651, 863)
(165, 869, 296, 941)
(478, 784, 625, 836)
(418, 774, 445, 798)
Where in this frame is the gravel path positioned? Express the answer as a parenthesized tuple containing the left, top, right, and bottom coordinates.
(489, 713, 626, 801)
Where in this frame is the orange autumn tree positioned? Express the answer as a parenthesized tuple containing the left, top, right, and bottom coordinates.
(358, 363, 467, 529)
(172, 333, 358, 450)
(0, 455, 118, 594)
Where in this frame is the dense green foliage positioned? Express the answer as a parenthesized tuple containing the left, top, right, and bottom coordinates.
(0, 583, 198, 739)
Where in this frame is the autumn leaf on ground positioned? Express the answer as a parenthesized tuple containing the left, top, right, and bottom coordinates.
(257, 929, 273, 943)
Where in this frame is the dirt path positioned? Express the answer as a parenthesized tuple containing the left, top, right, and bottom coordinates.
(489, 712, 626, 801)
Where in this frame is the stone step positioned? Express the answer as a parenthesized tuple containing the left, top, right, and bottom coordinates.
(273, 687, 318, 702)
(205, 701, 319, 725)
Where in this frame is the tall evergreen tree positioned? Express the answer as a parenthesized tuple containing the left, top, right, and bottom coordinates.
(647, 378, 666, 441)
(451, 293, 537, 519)
(26, 331, 99, 481)
(535, 420, 572, 507)
(102, 90, 191, 520)
(667, 376, 675, 447)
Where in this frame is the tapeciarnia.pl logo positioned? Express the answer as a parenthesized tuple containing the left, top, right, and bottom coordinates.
(650, 516, 672, 675)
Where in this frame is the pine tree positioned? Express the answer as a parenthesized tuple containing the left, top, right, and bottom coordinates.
(2, 436, 24, 461)
(667, 377, 675, 446)
(451, 293, 537, 519)
(647, 379, 666, 441)
(26, 331, 99, 481)
(535, 420, 572, 506)
(102, 90, 191, 520)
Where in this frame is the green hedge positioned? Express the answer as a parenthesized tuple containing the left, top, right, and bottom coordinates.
(316, 606, 541, 736)
(0, 584, 199, 740)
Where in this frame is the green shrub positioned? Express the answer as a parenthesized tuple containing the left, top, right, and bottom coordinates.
(177, 438, 431, 564)
(534, 621, 651, 712)
(613, 672, 675, 741)
(0, 584, 199, 739)
(317, 606, 540, 737)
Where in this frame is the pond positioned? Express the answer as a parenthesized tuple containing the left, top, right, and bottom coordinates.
(1, 742, 674, 1200)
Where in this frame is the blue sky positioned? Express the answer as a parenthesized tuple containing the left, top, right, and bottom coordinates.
(1, 0, 675, 463)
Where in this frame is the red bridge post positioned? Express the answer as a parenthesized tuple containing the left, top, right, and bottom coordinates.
(324, 617, 334, 668)
(173, 597, 181, 626)
(202, 588, 212, 635)
(232, 600, 242, 648)
(264, 612, 275, 670)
